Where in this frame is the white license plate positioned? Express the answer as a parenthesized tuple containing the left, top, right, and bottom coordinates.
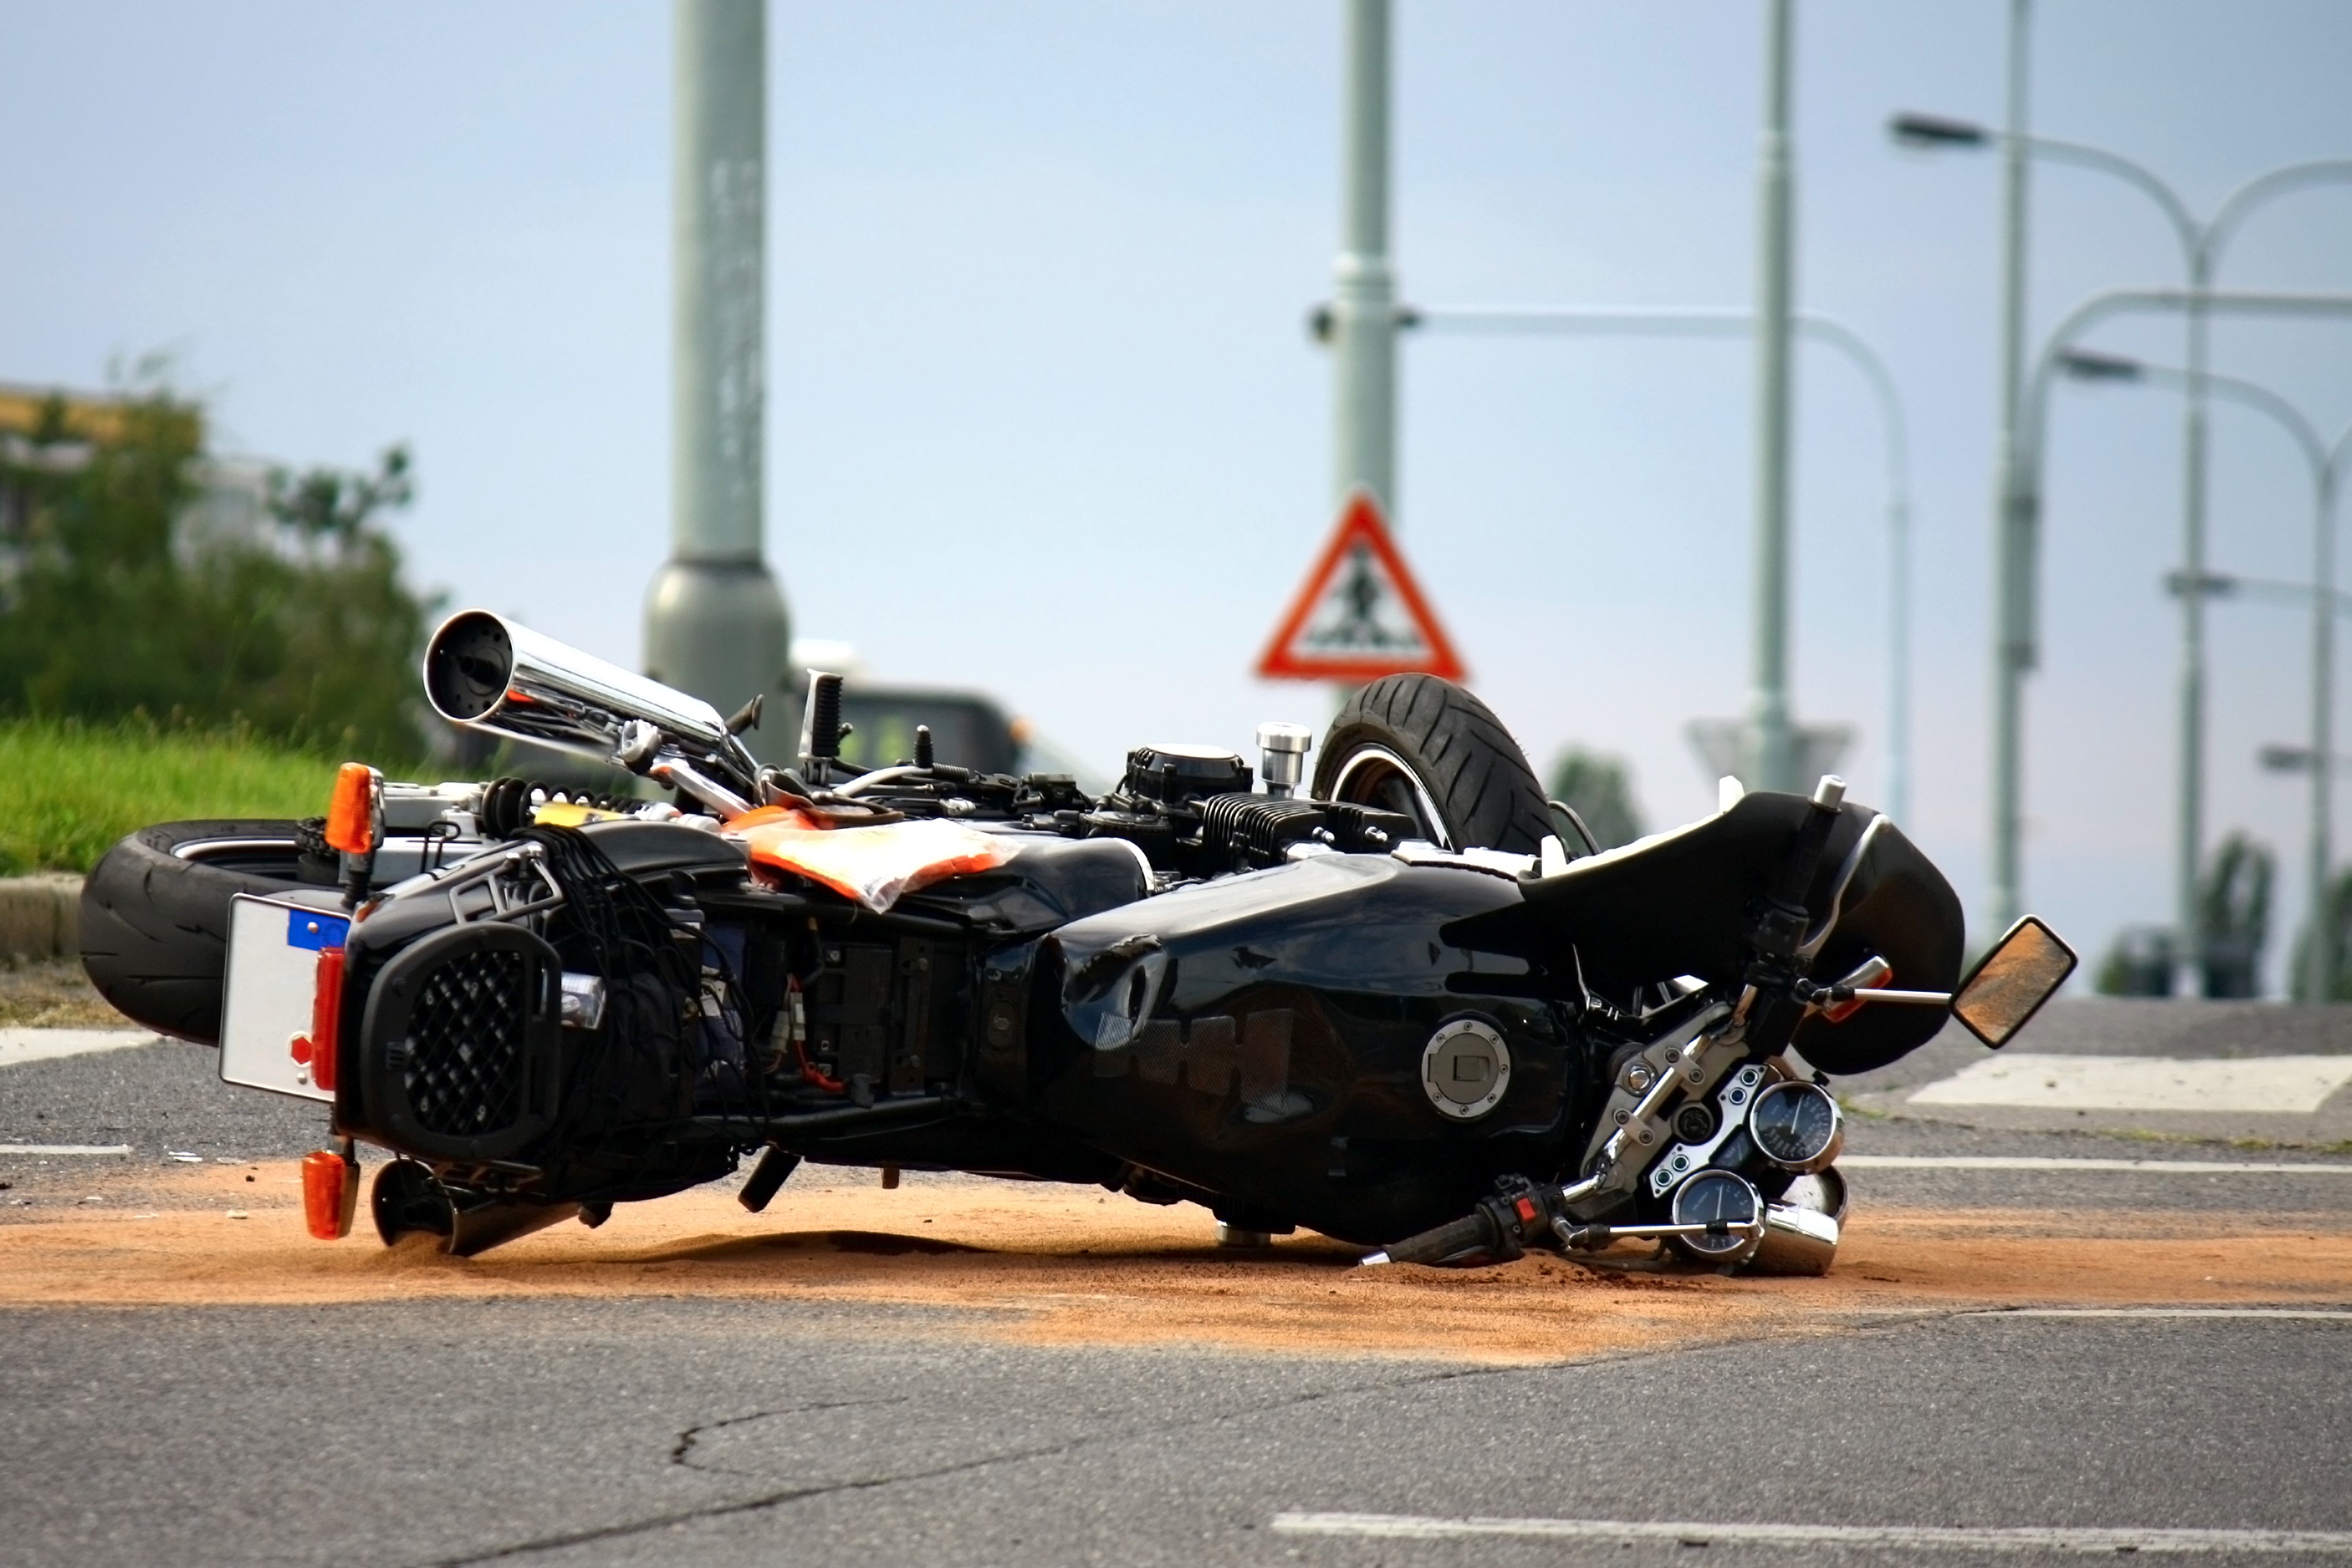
(219, 894, 351, 1102)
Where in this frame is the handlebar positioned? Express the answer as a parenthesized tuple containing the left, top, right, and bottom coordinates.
(1361, 1211, 1497, 1267)
(1767, 776, 1847, 929)
(1359, 1176, 1597, 1267)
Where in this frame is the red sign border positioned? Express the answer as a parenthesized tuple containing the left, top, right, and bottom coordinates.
(1255, 491, 1468, 682)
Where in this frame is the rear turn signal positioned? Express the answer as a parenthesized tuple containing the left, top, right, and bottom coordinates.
(324, 763, 384, 856)
(301, 1146, 360, 1241)
(308, 948, 346, 1093)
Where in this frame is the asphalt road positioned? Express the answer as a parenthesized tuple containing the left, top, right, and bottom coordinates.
(3, 1300, 2349, 1567)
(5, 1023, 2352, 1567)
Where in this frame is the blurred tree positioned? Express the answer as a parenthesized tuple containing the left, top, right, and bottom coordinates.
(0, 381, 430, 757)
(2292, 865, 2352, 1002)
(1547, 747, 1642, 850)
(2197, 832, 2272, 999)
(2094, 836, 2274, 999)
(2094, 926, 2175, 997)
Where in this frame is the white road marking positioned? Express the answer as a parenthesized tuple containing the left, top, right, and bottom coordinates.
(1271, 1513, 2352, 1554)
(1983, 1308, 2352, 1321)
(1828, 1307, 2352, 1321)
(1840, 1154, 2352, 1175)
(0, 1143, 132, 1156)
(1907, 1053, 2352, 1113)
(0, 1028, 158, 1070)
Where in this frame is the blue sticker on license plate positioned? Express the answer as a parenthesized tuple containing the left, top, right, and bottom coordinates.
(286, 909, 350, 951)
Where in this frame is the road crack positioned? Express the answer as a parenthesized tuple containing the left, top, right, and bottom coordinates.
(669, 1396, 911, 1473)
(411, 1319, 1904, 1567)
(411, 1360, 1515, 1567)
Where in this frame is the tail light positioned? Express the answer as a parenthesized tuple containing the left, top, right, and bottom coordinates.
(303, 947, 346, 1093)
(301, 1146, 359, 1241)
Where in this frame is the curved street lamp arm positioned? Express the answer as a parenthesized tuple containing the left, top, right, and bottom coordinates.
(1409, 305, 1907, 502)
(2008, 133, 2202, 265)
(1409, 305, 1753, 339)
(2209, 160, 2352, 270)
(2113, 364, 2328, 479)
(1404, 300, 1915, 821)
(1794, 314, 1909, 508)
(2020, 289, 2352, 477)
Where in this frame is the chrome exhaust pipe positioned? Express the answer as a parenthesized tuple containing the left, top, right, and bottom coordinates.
(370, 1160, 582, 1257)
(421, 609, 756, 796)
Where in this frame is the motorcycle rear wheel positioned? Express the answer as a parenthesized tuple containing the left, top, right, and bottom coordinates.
(78, 819, 321, 1044)
(1313, 675, 1552, 854)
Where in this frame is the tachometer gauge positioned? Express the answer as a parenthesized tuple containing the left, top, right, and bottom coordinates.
(1746, 1079, 1844, 1173)
(1667, 1169, 1763, 1262)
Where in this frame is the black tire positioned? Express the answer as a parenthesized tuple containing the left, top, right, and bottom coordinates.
(1313, 675, 1553, 854)
(79, 820, 321, 1044)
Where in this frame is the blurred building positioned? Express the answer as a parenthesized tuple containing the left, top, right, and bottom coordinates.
(0, 382, 276, 572)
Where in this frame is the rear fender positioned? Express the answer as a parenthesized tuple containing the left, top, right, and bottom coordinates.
(1443, 794, 1965, 1075)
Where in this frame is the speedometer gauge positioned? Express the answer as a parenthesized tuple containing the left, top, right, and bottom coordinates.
(1747, 1079, 1844, 1173)
(1668, 1169, 1763, 1263)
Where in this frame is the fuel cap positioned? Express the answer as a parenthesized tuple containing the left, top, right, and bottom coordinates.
(1421, 1017, 1512, 1120)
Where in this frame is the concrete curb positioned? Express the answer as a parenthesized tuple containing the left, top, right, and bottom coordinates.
(0, 875, 82, 961)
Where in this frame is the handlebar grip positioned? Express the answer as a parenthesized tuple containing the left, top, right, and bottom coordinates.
(1373, 1212, 1495, 1267)
(1772, 804, 1843, 910)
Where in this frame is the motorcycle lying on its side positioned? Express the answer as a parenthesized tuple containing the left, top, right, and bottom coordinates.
(80, 609, 2076, 1269)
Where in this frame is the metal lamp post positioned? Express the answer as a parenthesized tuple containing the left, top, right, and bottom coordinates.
(644, 0, 794, 736)
(1748, 0, 1800, 791)
(1318, 0, 1830, 803)
(1330, 0, 1397, 520)
(1408, 305, 1912, 822)
(2058, 347, 2352, 1000)
(1891, 106, 2352, 984)
(2002, 288, 2352, 994)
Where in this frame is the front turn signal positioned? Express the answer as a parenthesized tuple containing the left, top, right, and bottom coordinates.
(324, 763, 384, 856)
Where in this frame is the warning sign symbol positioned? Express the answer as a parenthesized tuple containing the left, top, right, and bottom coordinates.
(1256, 492, 1466, 682)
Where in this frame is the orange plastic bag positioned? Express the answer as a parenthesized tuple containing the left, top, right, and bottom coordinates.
(726, 813, 1013, 913)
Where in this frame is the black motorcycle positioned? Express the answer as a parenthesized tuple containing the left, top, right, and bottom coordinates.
(80, 609, 2076, 1269)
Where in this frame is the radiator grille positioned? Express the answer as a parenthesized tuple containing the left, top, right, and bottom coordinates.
(402, 950, 530, 1136)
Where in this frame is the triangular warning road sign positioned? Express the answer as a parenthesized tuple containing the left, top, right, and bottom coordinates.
(1256, 492, 1467, 682)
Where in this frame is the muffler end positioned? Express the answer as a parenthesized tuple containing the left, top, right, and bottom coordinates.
(371, 1160, 581, 1257)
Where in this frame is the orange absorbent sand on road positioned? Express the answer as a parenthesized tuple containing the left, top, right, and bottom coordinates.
(3, 1165, 2349, 1363)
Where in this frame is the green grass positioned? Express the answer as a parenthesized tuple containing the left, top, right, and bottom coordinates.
(0, 719, 396, 875)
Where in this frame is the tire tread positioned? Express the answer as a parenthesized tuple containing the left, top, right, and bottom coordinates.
(1312, 676, 1551, 854)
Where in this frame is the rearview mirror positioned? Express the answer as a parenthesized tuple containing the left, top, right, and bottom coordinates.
(1950, 916, 2078, 1049)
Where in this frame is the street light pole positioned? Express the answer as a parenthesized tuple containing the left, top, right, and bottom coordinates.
(1749, 0, 1799, 793)
(2180, 253, 2214, 997)
(1331, 0, 1397, 520)
(2063, 349, 2352, 999)
(1992, 0, 2034, 936)
(1894, 105, 2352, 976)
(2316, 449, 2341, 999)
(2010, 290, 2352, 997)
(645, 0, 792, 731)
(1408, 305, 1912, 821)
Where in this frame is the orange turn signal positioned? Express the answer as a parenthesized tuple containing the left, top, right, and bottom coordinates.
(301, 1148, 359, 1241)
(324, 763, 383, 856)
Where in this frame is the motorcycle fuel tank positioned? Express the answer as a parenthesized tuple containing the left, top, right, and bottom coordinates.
(1036, 854, 1586, 1243)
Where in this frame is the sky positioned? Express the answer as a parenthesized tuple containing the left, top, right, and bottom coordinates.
(4, 1, 2351, 990)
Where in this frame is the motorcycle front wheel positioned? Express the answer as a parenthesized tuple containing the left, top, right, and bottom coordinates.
(1313, 674, 1553, 855)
